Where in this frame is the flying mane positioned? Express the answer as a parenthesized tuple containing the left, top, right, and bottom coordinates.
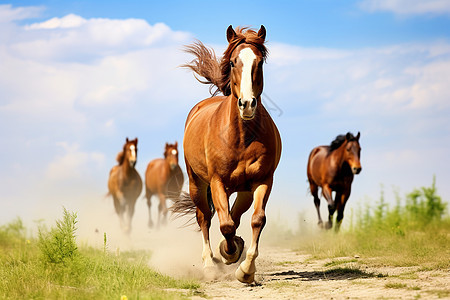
(329, 132, 357, 153)
(116, 151, 124, 165)
(182, 27, 268, 96)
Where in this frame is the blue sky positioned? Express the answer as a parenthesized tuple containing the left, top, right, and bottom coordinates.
(1, 0, 450, 230)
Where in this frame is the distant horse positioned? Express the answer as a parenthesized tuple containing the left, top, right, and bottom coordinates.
(307, 132, 362, 231)
(144, 142, 184, 228)
(172, 25, 282, 283)
(107, 138, 143, 234)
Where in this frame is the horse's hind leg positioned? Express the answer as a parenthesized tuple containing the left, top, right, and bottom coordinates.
(187, 166, 214, 269)
(211, 179, 243, 265)
(310, 183, 323, 227)
(235, 179, 272, 284)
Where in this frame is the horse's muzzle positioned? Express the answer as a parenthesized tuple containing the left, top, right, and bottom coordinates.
(353, 167, 362, 175)
(238, 97, 257, 120)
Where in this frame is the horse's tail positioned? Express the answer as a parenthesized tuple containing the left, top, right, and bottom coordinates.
(170, 186, 215, 228)
(181, 41, 222, 96)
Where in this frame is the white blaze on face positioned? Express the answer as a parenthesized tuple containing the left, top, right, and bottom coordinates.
(129, 145, 136, 161)
(171, 149, 177, 155)
(238, 47, 257, 101)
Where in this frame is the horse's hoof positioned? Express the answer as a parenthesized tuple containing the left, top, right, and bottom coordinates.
(235, 264, 255, 284)
(325, 221, 333, 230)
(218, 236, 244, 265)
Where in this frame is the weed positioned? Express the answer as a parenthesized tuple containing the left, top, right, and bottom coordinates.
(385, 282, 408, 289)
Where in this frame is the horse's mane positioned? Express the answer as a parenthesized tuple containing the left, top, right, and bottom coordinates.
(182, 27, 268, 96)
(329, 132, 356, 153)
(116, 151, 124, 165)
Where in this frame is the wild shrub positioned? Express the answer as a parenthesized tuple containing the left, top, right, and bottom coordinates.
(38, 208, 78, 264)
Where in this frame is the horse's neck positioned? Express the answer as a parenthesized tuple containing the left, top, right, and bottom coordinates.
(120, 157, 133, 175)
(330, 145, 347, 174)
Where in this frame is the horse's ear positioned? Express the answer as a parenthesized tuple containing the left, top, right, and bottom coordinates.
(165, 142, 168, 149)
(135, 137, 138, 144)
(346, 132, 352, 140)
(226, 25, 236, 43)
(258, 25, 266, 41)
(126, 137, 129, 143)
(356, 132, 360, 141)
(174, 141, 178, 148)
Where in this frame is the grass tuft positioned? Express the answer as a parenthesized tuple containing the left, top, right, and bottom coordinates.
(0, 208, 199, 299)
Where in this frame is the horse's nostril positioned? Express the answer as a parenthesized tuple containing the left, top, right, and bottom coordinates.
(238, 98, 243, 108)
(354, 167, 362, 174)
(251, 98, 257, 108)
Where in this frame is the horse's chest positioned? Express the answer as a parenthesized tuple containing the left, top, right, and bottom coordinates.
(224, 151, 269, 187)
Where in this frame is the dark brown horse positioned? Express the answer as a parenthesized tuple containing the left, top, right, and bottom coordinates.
(107, 137, 143, 234)
(172, 25, 282, 283)
(144, 142, 184, 228)
(307, 132, 362, 231)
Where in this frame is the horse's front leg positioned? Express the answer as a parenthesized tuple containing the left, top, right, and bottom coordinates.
(157, 192, 168, 228)
(335, 189, 350, 232)
(322, 185, 335, 229)
(210, 179, 244, 265)
(235, 179, 272, 284)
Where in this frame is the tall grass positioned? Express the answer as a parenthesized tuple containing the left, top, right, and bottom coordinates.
(0, 209, 199, 300)
(289, 177, 450, 269)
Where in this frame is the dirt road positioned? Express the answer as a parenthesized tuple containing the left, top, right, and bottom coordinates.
(189, 246, 449, 299)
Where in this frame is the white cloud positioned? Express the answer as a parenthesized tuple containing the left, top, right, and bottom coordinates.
(266, 41, 450, 114)
(359, 0, 450, 16)
(0, 4, 43, 23)
(26, 13, 87, 29)
(46, 142, 105, 181)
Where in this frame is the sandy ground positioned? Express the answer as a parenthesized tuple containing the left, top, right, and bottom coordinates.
(73, 197, 449, 300)
(189, 246, 450, 300)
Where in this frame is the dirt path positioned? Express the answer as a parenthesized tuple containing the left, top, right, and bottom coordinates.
(190, 246, 449, 300)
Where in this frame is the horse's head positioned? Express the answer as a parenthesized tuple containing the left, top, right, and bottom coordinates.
(224, 25, 267, 120)
(164, 141, 179, 170)
(343, 132, 362, 175)
(124, 137, 138, 168)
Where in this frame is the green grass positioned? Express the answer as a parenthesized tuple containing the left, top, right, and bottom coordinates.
(0, 210, 199, 300)
(385, 282, 407, 289)
(272, 177, 450, 270)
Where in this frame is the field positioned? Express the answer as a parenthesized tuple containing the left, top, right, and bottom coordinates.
(1, 180, 449, 299)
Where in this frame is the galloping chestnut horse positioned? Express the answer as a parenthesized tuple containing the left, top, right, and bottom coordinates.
(144, 142, 184, 228)
(107, 138, 143, 234)
(307, 132, 362, 231)
(172, 25, 281, 283)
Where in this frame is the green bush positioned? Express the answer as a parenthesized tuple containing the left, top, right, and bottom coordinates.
(38, 208, 78, 264)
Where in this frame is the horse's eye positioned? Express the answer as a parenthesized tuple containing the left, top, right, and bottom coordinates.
(230, 61, 234, 68)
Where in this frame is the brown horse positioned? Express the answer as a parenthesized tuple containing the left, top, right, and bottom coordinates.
(144, 142, 184, 228)
(107, 137, 143, 234)
(307, 132, 362, 231)
(172, 25, 281, 283)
